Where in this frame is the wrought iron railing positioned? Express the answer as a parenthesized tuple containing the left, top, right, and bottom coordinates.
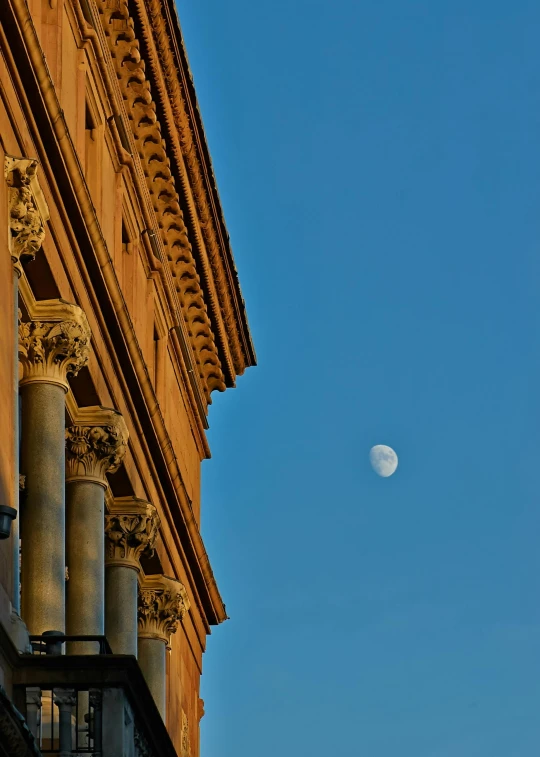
(20, 636, 108, 754)
(13, 649, 178, 757)
(25, 685, 102, 755)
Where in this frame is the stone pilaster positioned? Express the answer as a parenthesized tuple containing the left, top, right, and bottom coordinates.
(138, 575, 189, 719)
(65, 407, 129, 653)
(19, 300, 91, 635)
(53, 689, 76, 757)
(6, 157, 49, 617)
(104, 498, 160, 654)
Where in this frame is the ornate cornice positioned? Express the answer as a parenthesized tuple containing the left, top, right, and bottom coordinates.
(66, 406, 129, 486)
(5, 156, 49, 275)
(105, 497, 160, 570)
(95, 0, 226, 403)
(141, 0, 256, 378)
(138, 574, 190, 644)
(18, 299, 91, 391)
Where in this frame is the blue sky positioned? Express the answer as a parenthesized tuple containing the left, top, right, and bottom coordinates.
(178, 2, 540, 755)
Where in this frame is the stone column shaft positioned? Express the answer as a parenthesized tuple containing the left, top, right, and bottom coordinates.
(6, 156, 48, 613)
(105, 565, 138, 655)
(12, 268, 20, 613)
(20, 382, 67, 633)
(65, 481, 105, 654)
(65, 408, 128, 654)
(137, 575, 190, 722)
(138, 637, 167, 715)
(18, 301, 90, 635)
(104, 497, 160, 656)
(53, 689, 76, 757)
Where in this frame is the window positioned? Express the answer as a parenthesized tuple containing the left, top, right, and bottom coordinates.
(153, 326, 160, 389)
(83, 90, 101, 208)
(122, 221, 132, 255)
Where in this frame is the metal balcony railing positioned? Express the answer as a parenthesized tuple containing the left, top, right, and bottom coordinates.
(11, 638, 178, 757)
(29, 634, 112, 656)
(24, 685, 101, 755)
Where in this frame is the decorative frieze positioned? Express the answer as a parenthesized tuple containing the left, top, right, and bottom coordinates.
(138, 574, 190, 644)
(18, 300, 91, 391)
(105, 498, 160, 570)
(65, 407, 129, 487)
(5, 156, 49, 274)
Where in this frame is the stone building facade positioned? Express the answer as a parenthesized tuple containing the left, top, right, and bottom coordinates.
(0, 0, 255, 754)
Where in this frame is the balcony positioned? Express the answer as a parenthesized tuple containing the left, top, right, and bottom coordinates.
(10, 634, 178, 757)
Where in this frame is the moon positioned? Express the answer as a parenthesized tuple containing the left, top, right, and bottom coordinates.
(369, 445, 398, 477)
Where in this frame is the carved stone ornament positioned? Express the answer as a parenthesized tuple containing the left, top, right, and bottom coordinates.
(134, 725, 152, 757)
(181, 710, 191, 757)
(105, 497, 160, 570)
(52, 689, 76, 709)
(66, 407, 129, 487)
(138, 574, 190, 644)
(5, 156, 49, 275)
(197, 697, 205, 721)
(18, 300, 91, 391)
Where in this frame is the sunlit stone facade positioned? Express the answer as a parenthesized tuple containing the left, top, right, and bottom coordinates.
(0, 0, 255, 754)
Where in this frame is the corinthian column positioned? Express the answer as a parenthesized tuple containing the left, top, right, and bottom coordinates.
(19, 301, 91, 635)
(105, 498, 160, 655)
(138, 575, 190, 720)
(6, 156, 48, 614)
(65, 407, 128, 654)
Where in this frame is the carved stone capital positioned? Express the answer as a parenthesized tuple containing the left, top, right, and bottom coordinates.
(5, 156, 49, 274)
(18, 300, 91, 391)
(66, 407, 129, 487)
(53, 688, 76, 709)
(105, 497, 160, 570)
(138, 575, 190, 644)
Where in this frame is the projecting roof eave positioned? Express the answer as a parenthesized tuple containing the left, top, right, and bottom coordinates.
(149, 0, 256, 384)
